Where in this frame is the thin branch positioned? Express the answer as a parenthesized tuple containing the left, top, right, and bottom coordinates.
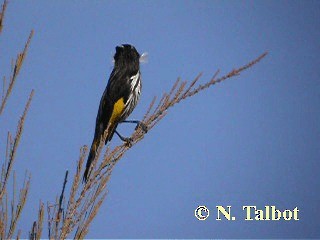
(0, 90, 34, 238)
(7, 173, 31, 239)
(60, 147, 87, 239)
(29, 202, 44, 240)
(0, 5, 35, 237)
(0, 90, 34, 200)
(55, 171, 68, 234)
(0, 0, 8, 34)
(0, 30, 34, 115)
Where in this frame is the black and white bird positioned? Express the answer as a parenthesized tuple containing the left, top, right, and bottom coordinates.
(83, 44, 146, 182)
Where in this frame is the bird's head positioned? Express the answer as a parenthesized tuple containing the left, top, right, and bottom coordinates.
(113, 44, 140, 68)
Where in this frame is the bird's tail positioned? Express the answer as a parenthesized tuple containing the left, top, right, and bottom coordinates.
(83, 124, 117, 183)
(83, 138, 99, 183)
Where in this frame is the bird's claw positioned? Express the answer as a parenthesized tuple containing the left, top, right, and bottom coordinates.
(135, 122, 148, 133)
(123, 137, 133, 147)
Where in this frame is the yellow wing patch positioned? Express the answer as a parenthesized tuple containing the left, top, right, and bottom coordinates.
(110, 97, 125, 125)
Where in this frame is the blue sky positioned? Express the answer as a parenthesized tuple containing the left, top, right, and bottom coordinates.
(0, 0, 319, 238)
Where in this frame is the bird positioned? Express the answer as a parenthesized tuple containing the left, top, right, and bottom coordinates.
(83, 44, 146, 183)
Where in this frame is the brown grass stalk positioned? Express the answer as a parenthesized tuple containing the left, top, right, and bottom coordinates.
(0, 30, 34, 116)
(0, 89, 34, 238)
(7, 172, 30, 239)
(0, 2, 39, 238)
(0, 0, 7, 34)
(29, 202, 44, 240)
(0, 90, 34, 200)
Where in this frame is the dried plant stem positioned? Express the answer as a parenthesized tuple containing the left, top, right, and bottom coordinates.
(0, 90, 34, 238)
(0, 0, 7, 34)
(0, 90, 34, 200)
(0, 30, 34, 116)
(6, 173, 30, 239)
(1, 2, 37, 238)
(29, 202, 44, 240)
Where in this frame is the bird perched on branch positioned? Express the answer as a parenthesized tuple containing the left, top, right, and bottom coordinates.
(83, 44, 147, 183)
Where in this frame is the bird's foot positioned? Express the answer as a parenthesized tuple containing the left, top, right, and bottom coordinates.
(123, 137, 133, 147)
(136, 121, 148, 133)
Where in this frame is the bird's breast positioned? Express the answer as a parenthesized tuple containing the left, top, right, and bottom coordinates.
(110, 97, 125, 125)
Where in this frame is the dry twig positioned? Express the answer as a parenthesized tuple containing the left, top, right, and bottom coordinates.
(29, 202, 44, 240)
(0, 90, 34, 238)
(0, 30, 34, 115)
(0, 2, 39, 238)
(0, 0, 7, 34)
